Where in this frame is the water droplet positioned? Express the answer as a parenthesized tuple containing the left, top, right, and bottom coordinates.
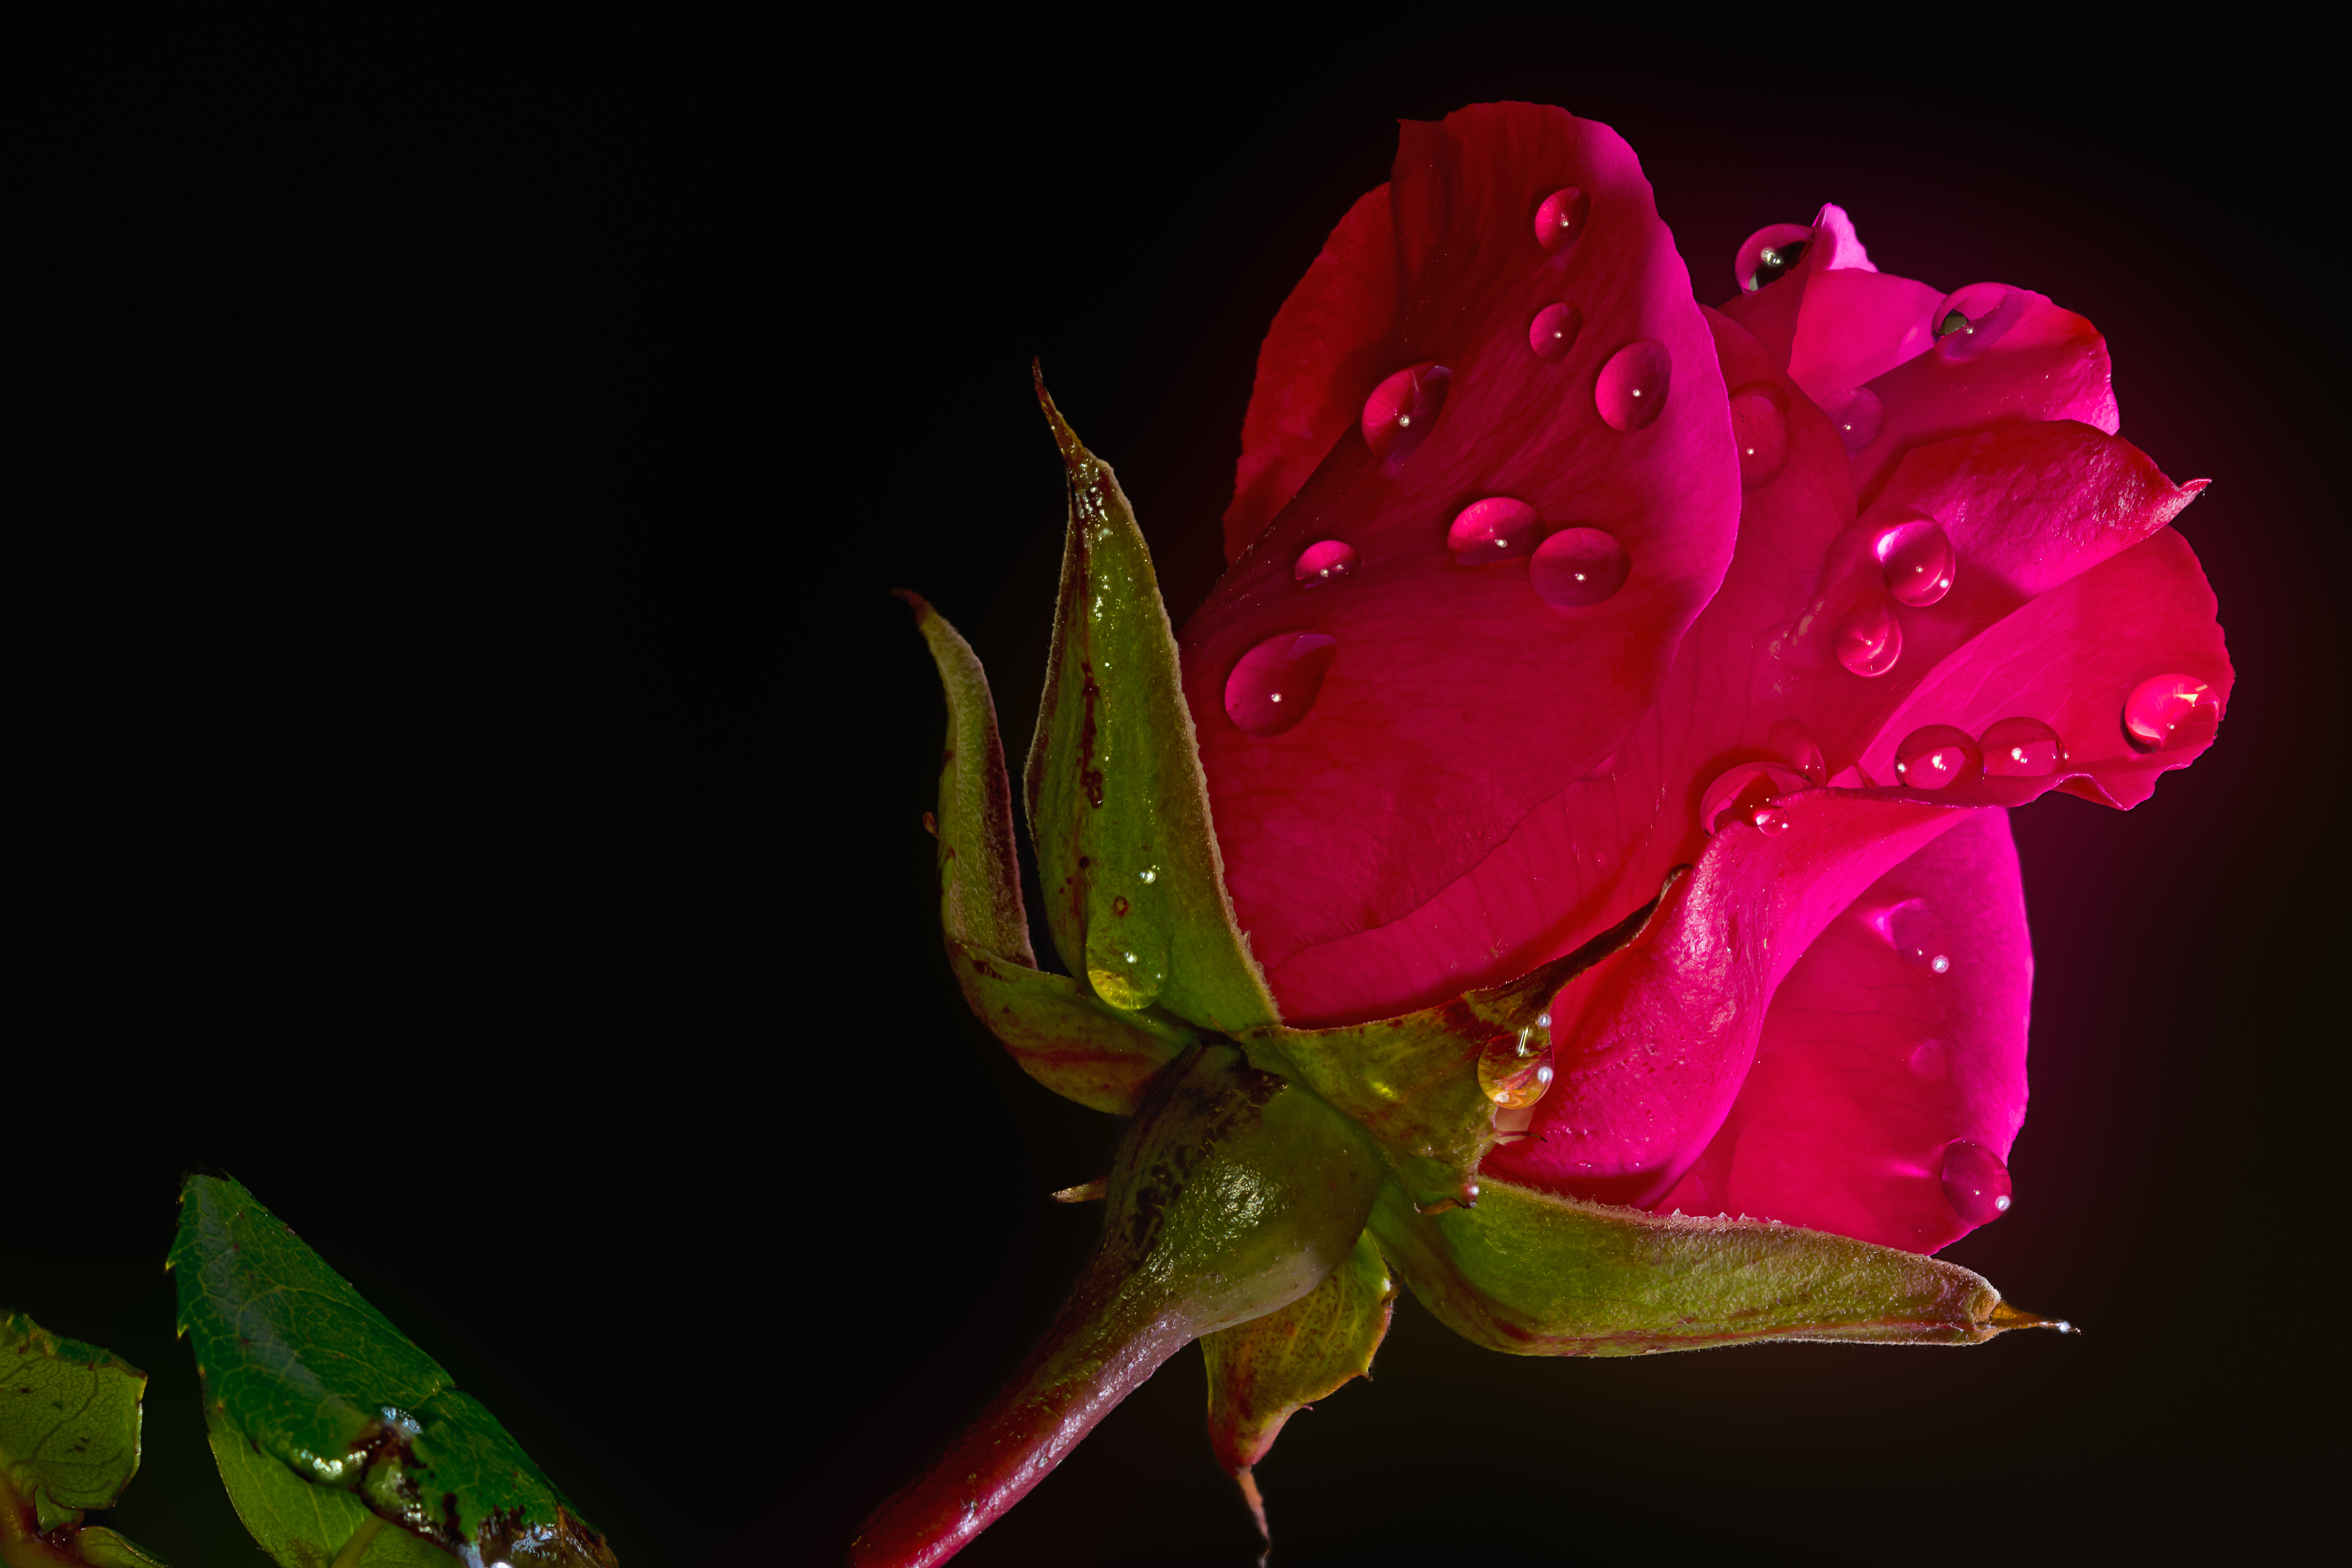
(1893, 724, 1982, 791)
(2122, 672, 2215, 752)
(1833, 595, 1903, 677)
(1939, 1139, 2012, 1224)
(1767, 719, 1828, 785)
(1138, 868, 1157, 883)
(1879, 899, 1951, 975)
(1528, 302, 1581, 361)
(1360, 363, 1451, 465)
(1932, 283, 2022, 359)
(1293, 539, 1359, 586)
(1224, 633, 1337, 737)
(1751, 805, 1790, 835)
(1595, 339, 1671, 432)
(1447, 498, 1539, 565)
(1729, 383, 1788, 488)
(1875, 517, 1955, 606)
(1478, 1030, 1555, 1109)
(1820, 386, 1883, 454)
(1734, 223, 1813, 292)
(1981, 716, 2066, 777)
(1533, 187, 1588, 253)
(1698, 761, 1814, 836)
(1907, 1041, 1951, 1082)
(1529, 527, 1629, 607)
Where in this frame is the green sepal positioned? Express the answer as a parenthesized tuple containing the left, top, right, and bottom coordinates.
(1202, 1228, 1393, 1477)
(1370, 1175, 2024, 1354)
(946, 938, 1190, 1113)
(171, 1174, 616, 1567)
(1024, 373, 1281, 1033)
(1239, 873, 1681, 1205)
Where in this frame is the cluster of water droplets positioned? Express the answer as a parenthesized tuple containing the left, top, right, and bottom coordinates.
(1225, 182, 1659, 739)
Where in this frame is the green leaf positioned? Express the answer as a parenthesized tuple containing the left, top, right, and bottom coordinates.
(207, 1407, 455, 1568)
(0, 1312, 144, 1515)
(1023, 373, 1281, 1034)
(1239, 875, 1679, 1204)
(170, 1174, 617, 1567)
(903, 590, 1185, 1112)
(61, 1527, 171, 1568)
(1201, 1228, 1393, 1481)
(1369, 1176, 2029, 1354)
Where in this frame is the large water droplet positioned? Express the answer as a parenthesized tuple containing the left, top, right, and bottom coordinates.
(1820, 386, 1883, 454)
(1528, 302, 1582, 362)
(1767, 718, 1828, 785)
(1880, 899, 1951, 975)
(1698, 761, 1815, 836)
(1734, 222, 1812, 292)
(1875, 517, 1955, 606)
(1932, 283, 2022, 359)
(2122, 672, 2215, 752)
(1087, 951, 1163, 1012)
(1981, 716, 2066, 777)
(1595, 339, 1671, 432)
(1893, 724, 1982, 791)
(1447, 498, 1539, 565)
(1224, 633, 1337, 737)
(1294, 540, 1359, 587)
(1534, 187, 1589, 253)
(1907, 1041, 1951, 1082)
(1360, 363, 1451, 465)
(1939, 1139, 2012, 1224)
(1751, 805, 1790, 836)
(1834, 595, 1903, 677)
(1478, 1030, 1555, 1110)
(1730, 382, 1789, 488)
(1530, 527, 1629, 607)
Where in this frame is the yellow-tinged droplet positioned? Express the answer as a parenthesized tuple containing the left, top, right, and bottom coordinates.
(1477, 1028, 1556, 1110)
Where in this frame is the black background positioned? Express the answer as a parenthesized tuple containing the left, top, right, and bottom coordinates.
(13, 18, 2333, 1568)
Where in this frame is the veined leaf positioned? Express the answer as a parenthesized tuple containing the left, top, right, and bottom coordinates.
(1369, 1176, 2034, 1354)
(170, 1174, 616, 1567)
(1025, 373, 1281, 1034)
(903, 590, 1184, 1112)
(207, 1406, 453, 1568)
(0, 1313, 164, 1567)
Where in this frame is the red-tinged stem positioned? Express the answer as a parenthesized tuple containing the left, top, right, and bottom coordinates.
(849, 1254, 1191, 1568)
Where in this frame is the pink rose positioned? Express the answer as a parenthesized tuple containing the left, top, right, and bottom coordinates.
(1181, 102, 2226, 1253)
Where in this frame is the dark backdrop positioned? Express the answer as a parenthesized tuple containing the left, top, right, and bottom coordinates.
(13, 19, 2331, 1568)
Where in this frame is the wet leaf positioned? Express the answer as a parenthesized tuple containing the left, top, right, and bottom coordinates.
(171, 1174, 616, 1567)
(1369, 1175, 2024, 1354)
(904, 590, 1186, 1112)
(1025, 373, 1282, 1034)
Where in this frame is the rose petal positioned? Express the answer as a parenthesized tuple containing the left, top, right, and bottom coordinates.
(1181, 104, 1738, 994)
(1221, 185, 1401, 564)
(1786, 268, 1944, 405)
(1655, 808, 2030, 1251)
(1483, 791, 1974, 1208)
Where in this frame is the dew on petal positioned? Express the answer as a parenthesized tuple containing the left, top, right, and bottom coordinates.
(1698, 761, 1814, 836)
(1878, 899, 1951, 975)
(1734, 222, 1812, 293)
(1981, 716, 2066, 777)
(1529, 527, 1629, 607)
(1939, 1139, 2012, 1224)
(1447, 498, 1539, 565)
(1534, 187, 1589, 253)
(1820, 385, 1883, 454)
(1595, 339, 1671, 432)
(1893, 725, 1982, 791)
(1478, 1030, 1555, 1110)
(1293, 539, 1359, 587)
(1729, 382, 1789, 488)
(1528, 302, 1582, 362)
(1933, 283, 2023, 359)
(1360, 363, 1452, 465)
(1751, 805, 1789, 836)
(2122, 672, 2215, 752)
(1907, 1041, 1951, 1082)
(1224, 633, 1337, 737)
(1834, 595, 1903, 677)
(1875, 517, 1955, 607)
(1767, 718, 1828, 786)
